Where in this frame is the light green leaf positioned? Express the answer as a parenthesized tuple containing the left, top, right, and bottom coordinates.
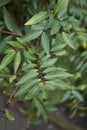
(21, 30, 42, 42)
(43, 67, 58, 73)
(0, 52, 15, 70)
(45, 84, 56, 91)
(62, 32, 75, 49)
(4, 48, 15, 54)
(41, 32, 50, 54)
(34, 97, 48, 120)
(31, 23, 44, 30)
(8, 41, 23, 48)
(17, 69, 38, 85)
(25, 11, 48, 25)
(22, 62, 36, 71)
(9, 75, 16, 83)
(60, 91, 71, 102)
(45, 72, 73, 79)
(5, 109, 14, 121)
(55, 50, 66, 56)
(54, 0, 69, 18)
(72, 91, 84, 102)
(51, 44, 66, 52)
(14, 52, 21, 73)
(16, 79, 40, 96)
(25, 85, 40, 100)
(41, 58, 57, 68)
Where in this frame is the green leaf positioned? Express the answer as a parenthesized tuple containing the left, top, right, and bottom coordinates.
(25, 11, 48, 25)
(21, 30, 42, 42)
(3, 7, 22, 34)
(47, 80, 71, 90)
(8, 41, 23, 48)
(14, 52, 21, 73)
(72, 91, 84, 102)
(55, 50, 66, 56)
(31, 23, 44, 31)
(0, 0, 11, 7)
(3, 7, 15, 31)
(22, 62, 36, 71)
(5, 109, 14, 121)
(62, 32, 75, 49)
(0, 36, 12, 53)
(45, 84, 56, 91)
(43, 67, 66, 73)
(16, 79, 40, 96)
(25, 85, 40, 100)
(41, 58, 57, 68)
(43, 67, 59, 73)
(41, 32, 50, 54)
(32, 0, 38, 9)
(9, 75, 16, 83)
(0, 52, 15, 70)
(51, 20, 60, 35)
(4, 48, 15, 54)
(60, 91, 70, 102)
(54, 0, 69, 18)
(45, 72, 73, 79)
(51, 44, 66, 52)
(34, 97, 48, 120)
(17, 69, 38, 85)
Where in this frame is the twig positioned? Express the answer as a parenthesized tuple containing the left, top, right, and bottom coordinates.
(0, 30, 23, 37)
(45, 1, 51, 16)
(7, 85, 19, 105)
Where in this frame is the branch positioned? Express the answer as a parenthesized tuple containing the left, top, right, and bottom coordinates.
(7, 85, 19, 105)
(0, 30, 23, 37)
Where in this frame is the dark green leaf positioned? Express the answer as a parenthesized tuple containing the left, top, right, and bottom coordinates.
(3, 7, 15, 31)
(0, 0, 11, 7)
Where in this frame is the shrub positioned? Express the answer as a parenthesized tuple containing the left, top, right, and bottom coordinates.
(0, 0, 87, 124)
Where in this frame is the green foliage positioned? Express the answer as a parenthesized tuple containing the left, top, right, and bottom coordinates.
(0, 0, 87, 123)
(5, 109, 14, 121)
